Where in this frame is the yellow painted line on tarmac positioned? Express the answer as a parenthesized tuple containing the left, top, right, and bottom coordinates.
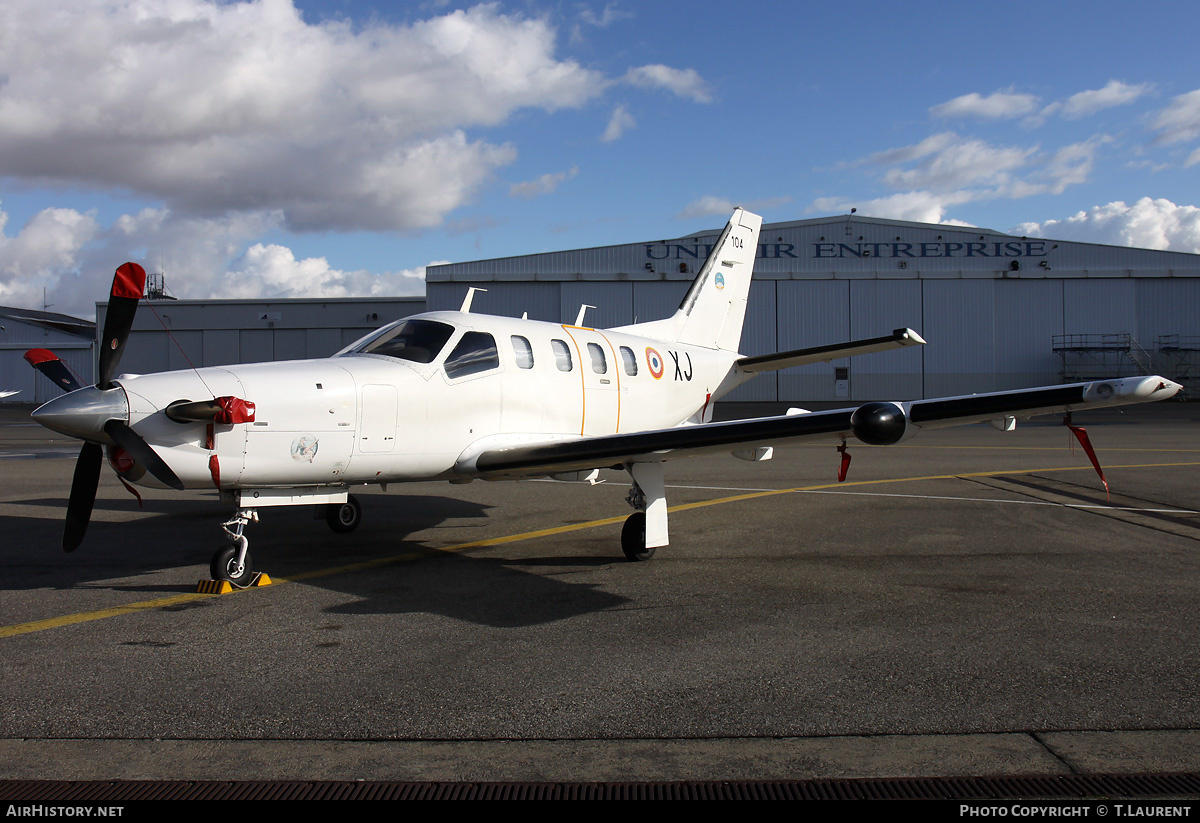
(0, 592, 218, 639)
(3, 460, 1198, 639)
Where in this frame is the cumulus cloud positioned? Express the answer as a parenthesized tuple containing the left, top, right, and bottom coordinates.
(1062, 80, 1153, 119)
(0, 200, 432, 318)
(622, 65, 712, 103)
(930, 89, 1040, 120)
(0, 1, 707, 235)
(225, 243, 435, 300)
(0, 207, 101, 311)
(1012, 197, 1200, 252)
(601, 105, 636, 142)
(509, 166, 579, 199)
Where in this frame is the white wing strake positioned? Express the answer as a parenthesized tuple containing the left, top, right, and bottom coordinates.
(25, 210, 1183, 579)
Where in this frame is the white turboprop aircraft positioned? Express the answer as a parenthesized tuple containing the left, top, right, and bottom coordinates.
(26, 209, 1182, 584)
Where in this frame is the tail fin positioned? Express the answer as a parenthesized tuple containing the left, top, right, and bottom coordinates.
(616, 208, 762, 351)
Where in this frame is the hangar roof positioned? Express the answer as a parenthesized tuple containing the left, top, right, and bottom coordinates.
(428, 213, 1200, 283)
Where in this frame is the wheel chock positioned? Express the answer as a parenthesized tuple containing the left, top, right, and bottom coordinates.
(195, 572, 272, 594)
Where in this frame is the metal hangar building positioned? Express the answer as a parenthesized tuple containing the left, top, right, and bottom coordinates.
(426, 214, 1200, 403)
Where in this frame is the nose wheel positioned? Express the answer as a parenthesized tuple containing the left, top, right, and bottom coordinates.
(210, 510, 259, 587)
(211, 540, 254, 586)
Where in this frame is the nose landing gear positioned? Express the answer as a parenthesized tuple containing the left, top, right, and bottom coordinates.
(210, 510, 260, 587)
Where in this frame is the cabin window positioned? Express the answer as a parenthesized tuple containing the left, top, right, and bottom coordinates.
(619, 346, 638, 376)
(444, 332, 500, 379)
(350, 319, 455, 363)
(511, 335, 534, 369)
(551, 339, 573, 372)
(587, 342, 607, 374)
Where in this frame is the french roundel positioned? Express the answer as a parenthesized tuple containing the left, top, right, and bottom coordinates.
(645, 347, 664, 380)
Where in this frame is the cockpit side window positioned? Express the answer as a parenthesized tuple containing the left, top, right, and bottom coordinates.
(445, 331, 500, 379)
(350, 319, 455, 364)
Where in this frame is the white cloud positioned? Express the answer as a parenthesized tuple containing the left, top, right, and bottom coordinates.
(676, 195, 792, 221)
(848, 133, 959, 168)
(809, 191, 976, 225)
(622, 65, 712, 103)
(1062, 80, 1153, 119)
(0, 1, 707, 234)
(0, 200, 434, 317)
(509, 166, 579, 199)
(225, 244, 434, 300)
(1012, 197, 1200, 252)
(676, 196, 736, 220)
(881, 138, 1036, 192)
(827, 131, 1109, 222)
(601, 105, 636, 142)
(1151, 88, 1200, 146)
(0, 206, 100, 311)
(930, 89, 1040, 120)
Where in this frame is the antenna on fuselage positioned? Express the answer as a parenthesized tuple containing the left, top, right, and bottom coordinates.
(460, 287, 487, 313)
(575, 304, 595, 327)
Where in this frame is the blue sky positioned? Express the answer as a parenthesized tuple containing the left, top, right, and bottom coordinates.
(2, 0, 1199, 317)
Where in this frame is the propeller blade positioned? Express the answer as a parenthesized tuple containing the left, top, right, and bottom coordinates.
(64, 442, 103, 552)
(103, 420, 184, 490)
(98, 262, 147, 390)
(24, 349, 84, 393)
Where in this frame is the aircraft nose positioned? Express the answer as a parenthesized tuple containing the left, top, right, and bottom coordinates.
(31, 386, 129, 444)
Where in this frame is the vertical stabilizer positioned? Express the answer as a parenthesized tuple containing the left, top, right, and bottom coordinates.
(675, 208, 762, 351)
(614, 209, 762, 351)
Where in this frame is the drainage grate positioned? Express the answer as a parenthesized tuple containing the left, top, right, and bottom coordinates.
(2, 773, 1199, 801)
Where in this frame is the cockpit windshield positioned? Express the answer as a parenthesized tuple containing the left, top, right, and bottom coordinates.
(347, 319, 455, 364)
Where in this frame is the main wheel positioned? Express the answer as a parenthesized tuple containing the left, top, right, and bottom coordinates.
(621, 511, 655, 562)
(326, 495, 362, 533)
(210, 543, 254, 586)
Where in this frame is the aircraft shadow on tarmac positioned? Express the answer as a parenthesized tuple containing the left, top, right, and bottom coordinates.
(3, 492, 632, 628)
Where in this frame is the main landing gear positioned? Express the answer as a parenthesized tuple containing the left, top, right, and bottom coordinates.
(325, 495, 362, 533)
(622, 462, 667, 562)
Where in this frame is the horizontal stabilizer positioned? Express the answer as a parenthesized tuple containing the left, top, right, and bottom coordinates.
(736, 328, 925, 374)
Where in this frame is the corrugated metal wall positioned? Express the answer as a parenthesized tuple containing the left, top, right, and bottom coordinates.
(99, 297, 426, 376)
(0, 318, 94, 404)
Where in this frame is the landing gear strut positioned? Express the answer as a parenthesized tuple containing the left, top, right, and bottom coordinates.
(210, 510, 258, 586)
(622, 462, 666, 562)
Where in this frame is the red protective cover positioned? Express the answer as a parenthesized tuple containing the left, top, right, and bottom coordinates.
(215, 396, 256, 424)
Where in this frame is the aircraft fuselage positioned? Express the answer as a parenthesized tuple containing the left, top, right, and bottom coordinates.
(107, 310, 743, 491)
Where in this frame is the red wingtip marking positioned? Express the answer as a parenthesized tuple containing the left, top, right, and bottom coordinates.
(837, 441, 852, 482)
(112, 262, 147, 300)
(23, 348, 59, 365)
(1065, 417, 1110, 501)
